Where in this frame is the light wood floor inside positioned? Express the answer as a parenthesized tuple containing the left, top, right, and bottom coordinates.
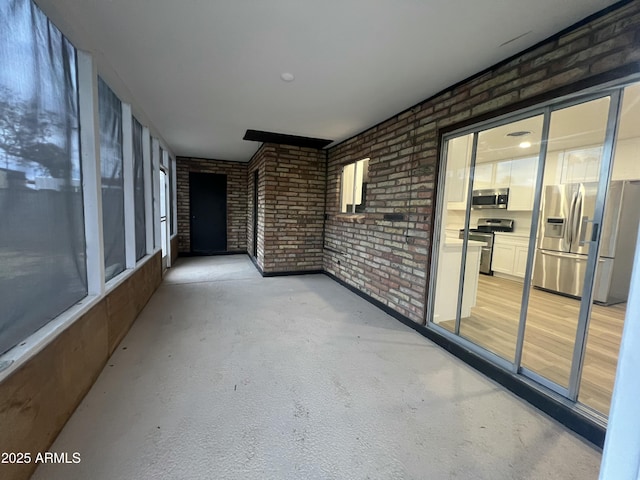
(439, 275, 626, 416)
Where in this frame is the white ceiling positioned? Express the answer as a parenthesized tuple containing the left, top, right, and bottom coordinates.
(36, 0, 621, 162)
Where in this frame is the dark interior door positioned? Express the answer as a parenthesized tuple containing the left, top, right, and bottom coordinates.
(253, 170, 258, 257)
(189, 172, 227, 254)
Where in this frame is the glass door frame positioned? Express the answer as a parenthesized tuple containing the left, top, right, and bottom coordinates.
(159, 166, 171, 270)
(427, 81, 629, 407)
(566, 89, 623, 401)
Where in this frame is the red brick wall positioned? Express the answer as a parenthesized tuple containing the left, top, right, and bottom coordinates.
(324, 1, 640, 323)
(176, 157, 248, 253)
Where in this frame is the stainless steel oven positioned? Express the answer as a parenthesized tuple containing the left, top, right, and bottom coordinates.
(459, 218, 514, 275)
(459, 230, 494, 274)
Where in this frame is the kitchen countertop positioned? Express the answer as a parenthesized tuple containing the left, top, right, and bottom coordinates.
(493, 231, 532, 238)
(442, 239, 486, 248)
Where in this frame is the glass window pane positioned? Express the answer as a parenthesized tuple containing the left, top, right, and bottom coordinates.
(457, 115, 544, 362)
(354, 158, 369, 212)
(150, 136, 156, 249)
(431, 134, 473, 333)
(341, 163, 355, 213)
(522, 96, 611, 388)
(160, 170, 167, 258)
(98, 77, 125, 281)
(578, 82, 640, 416)
(133, 118, 145, 260)
(170, 158, 175, 236)
(0, 0, 87, 354)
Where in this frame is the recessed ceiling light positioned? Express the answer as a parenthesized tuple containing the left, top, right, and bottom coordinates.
(519, 141, 532, 149)
(506, 130, 532, 137)
(280, 72, 295, 82)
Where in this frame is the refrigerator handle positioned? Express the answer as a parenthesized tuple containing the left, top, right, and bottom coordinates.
(567, 191, 578, 246)
(574, 190, 584, 246)
(580, 220, 600, 246)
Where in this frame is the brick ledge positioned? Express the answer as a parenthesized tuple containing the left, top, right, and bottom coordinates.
(334, 214, 366, 223)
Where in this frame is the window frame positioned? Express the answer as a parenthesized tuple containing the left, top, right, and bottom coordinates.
(340, 157, 370, 214)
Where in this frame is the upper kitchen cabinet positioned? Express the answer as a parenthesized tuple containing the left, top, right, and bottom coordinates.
(550, 84, 640, 185)
(560, 147, 601, 184)
(612, 138, 640, 181)
(472, 162, 495, 190)
(494, 161, 512, 188)
(474, 114, 544, 210)
(445, 134, 473, 210)
(611, 83, 640, 182)
(470, 160, 511, 190)
(508, 157, 538, 211)
(469, 157, 537, 210)
(542, 139, 639, 186)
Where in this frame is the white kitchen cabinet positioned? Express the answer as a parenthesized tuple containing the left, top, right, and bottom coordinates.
(612, 138, 640, 181)
(471, 159, 514, 191)
(491, 243, 515, 274)
(508, 157, 538, 211)
(445, 134, 472, 210)
(433, 239, 483, 323)
(492, 234, 530, 279)
(561, 147, 602, 184)
(514, 245, 529, 277)
(472, 162, 494, 190)
(494, 161, 512, 188)
(544, 139, 640, 186)
(543, 150, 564, 185)
(445, 228, 461, 240)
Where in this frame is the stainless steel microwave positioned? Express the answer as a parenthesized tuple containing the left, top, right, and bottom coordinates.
(471, 188, 509, 209)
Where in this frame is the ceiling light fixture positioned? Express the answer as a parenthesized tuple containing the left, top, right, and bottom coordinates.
(280, 72, 295, 82)
(519, 141, 532, 149)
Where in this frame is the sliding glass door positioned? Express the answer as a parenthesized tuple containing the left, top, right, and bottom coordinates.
(429, 80, 640, 420)
(576, 83, 640, 416)
(457, 116, 544, 363)
(431, 133, 474, 334)
(518, 95, 615, 396)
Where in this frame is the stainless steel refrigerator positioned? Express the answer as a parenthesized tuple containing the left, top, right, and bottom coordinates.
(533, 180, 640, 305)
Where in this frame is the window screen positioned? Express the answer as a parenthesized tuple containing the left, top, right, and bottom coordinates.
(98, 77, 125, 281)
(133, 118, 146, 260)
(0, 0, 87, 354)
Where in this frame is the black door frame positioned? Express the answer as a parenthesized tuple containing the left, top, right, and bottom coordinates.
(189, 172, 227, 254)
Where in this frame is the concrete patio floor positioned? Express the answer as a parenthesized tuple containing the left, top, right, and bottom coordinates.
(33, 255, 601, 480)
